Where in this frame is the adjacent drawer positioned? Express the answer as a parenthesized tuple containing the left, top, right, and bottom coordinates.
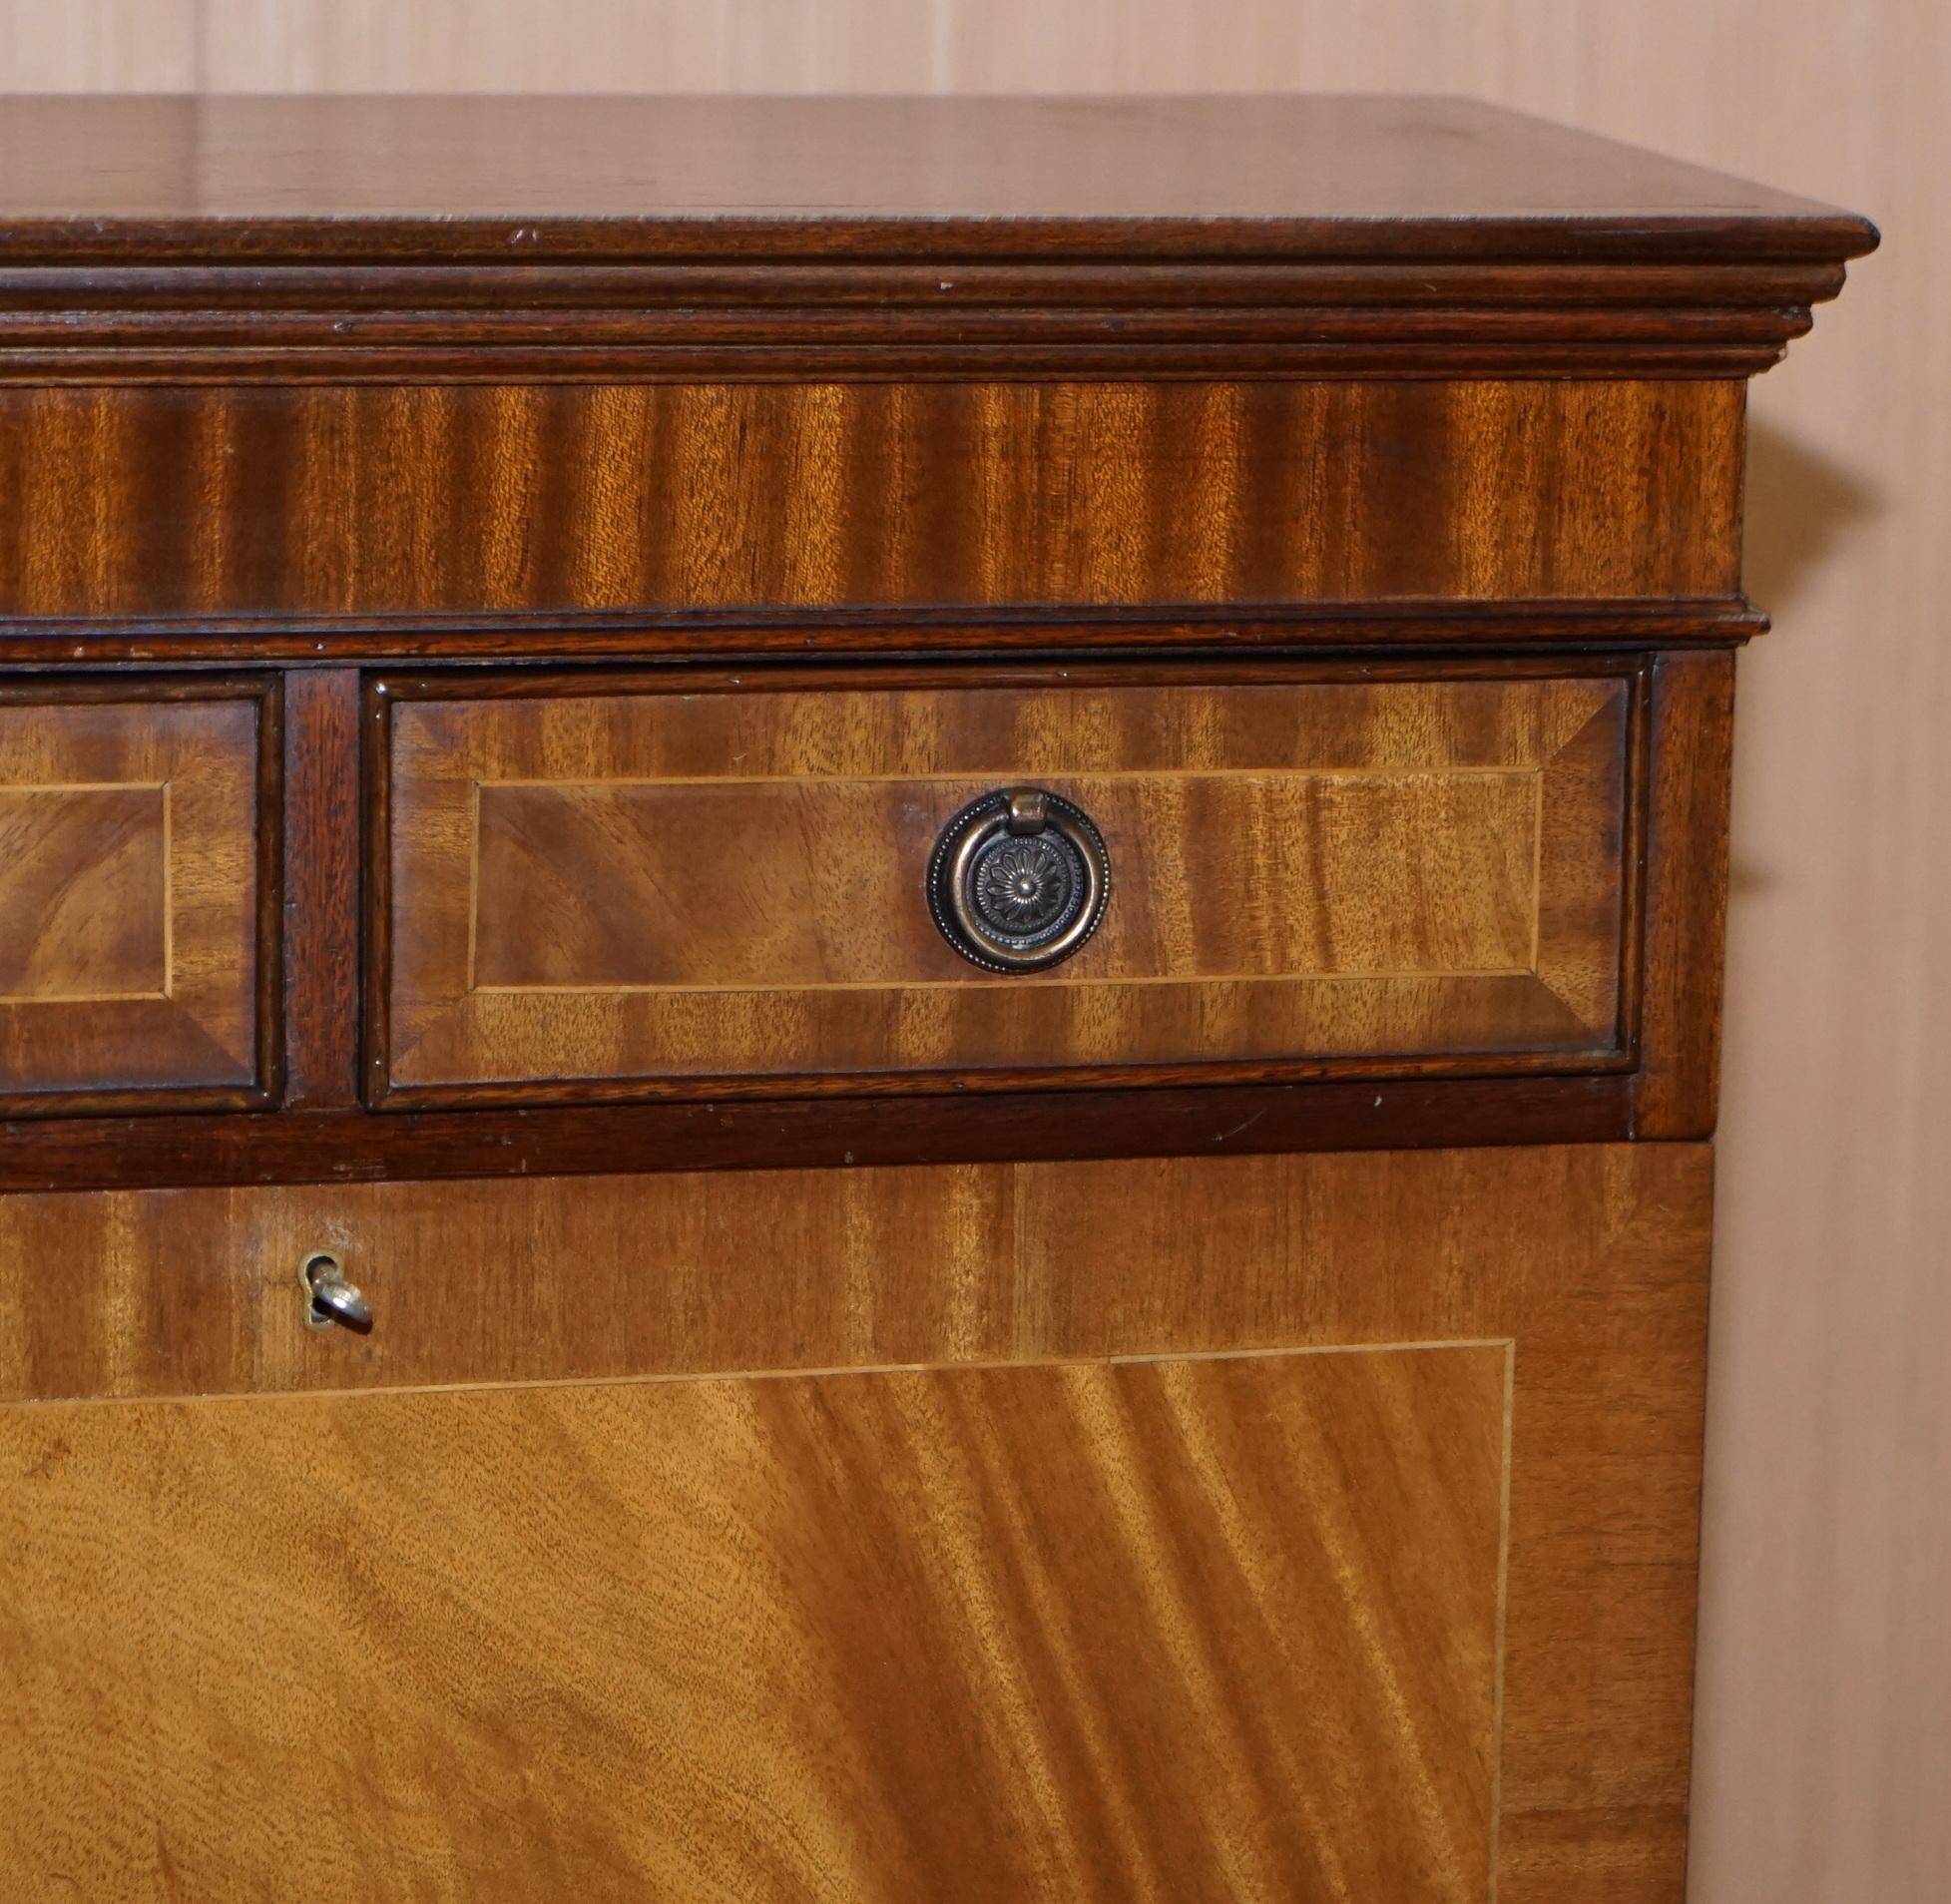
(372, 663, 1635, 1105)
(0, 681, 273, 1116)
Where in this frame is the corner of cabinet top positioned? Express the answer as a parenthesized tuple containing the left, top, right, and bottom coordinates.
(0, 92, 1878, 385)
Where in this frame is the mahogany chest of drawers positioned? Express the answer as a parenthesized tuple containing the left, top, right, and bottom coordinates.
(0, 96, 1872, 1902)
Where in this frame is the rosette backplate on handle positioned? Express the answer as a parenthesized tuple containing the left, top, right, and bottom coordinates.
(927, 786, 1111, 974)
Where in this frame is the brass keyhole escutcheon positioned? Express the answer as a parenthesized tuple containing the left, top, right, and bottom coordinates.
(300, 1250, 373, 1333)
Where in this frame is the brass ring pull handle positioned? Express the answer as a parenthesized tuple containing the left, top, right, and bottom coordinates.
(927, 786, 1111, 973)
(301, 1251, 372, 1333)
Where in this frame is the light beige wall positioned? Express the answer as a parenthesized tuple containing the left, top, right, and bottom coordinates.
(3, 8, 1944, 1899)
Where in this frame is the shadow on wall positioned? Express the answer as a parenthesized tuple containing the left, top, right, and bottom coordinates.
(1740, 414, 1883, 613)
(1726, 417, 1884, 905)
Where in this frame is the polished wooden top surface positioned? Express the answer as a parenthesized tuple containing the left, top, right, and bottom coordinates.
(0, 93, 1876, 260)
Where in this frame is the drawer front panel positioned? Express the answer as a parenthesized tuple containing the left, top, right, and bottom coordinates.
(0, 687, 270, 1114)
(0, 1145, 1709, 1901)
(378, 668, 1633, 1101)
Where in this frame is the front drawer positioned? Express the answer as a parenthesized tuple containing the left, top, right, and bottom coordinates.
(0, 680, 273, 1116)
(372, 663, 1634, 1105)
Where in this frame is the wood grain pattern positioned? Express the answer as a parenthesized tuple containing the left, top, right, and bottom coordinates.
(0, 783, 166, 999)
(0, 653, 1663, 1178)
(0, 1141, 1711, 1903)
(379, 667, 1633, 1100)
(1633, 650, 1735, 1138)
(280, 668, 361, 1109)
(0, 50, 1912, 1904)
(0, 96, 1870, 378)
(0, 1075, 1637, 1197)
(0, 93, 1863, 239)
(0, 381, 1744, 621)
(0, 601, 1770, 667)
(0, 684, 271, 1113)
(472, 772, 1542, 985)
(0, 1344, 1508, 1904)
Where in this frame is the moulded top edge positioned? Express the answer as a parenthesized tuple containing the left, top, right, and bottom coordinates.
(0, 94, 1879, 268)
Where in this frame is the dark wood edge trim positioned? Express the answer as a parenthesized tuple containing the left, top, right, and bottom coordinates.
(280, 670, 362, 1109)
(0, 670, 281, 1120)
(373, 1047, 1639, 1114)
(255, 672, 286, 1108)
(0, 234, 1864, 378)
(0, 600, 1770, 666)
(0, 345, 1807, 383)
(1631, 650, 1736, 1139)
(0, 1074, 1635, 1195)
(0, 257, 1858, 306)
(361, 672, 395, 1112)
(1617, 663, 1657, 1068)
(368, 649, 1655, 702)
(0, 243, 1865, 380)
(0, 1083, 276, 1122)
(0, 670, 280, 706)
(0, 211, 1880, 265)
(0, 306, 1835, 340)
